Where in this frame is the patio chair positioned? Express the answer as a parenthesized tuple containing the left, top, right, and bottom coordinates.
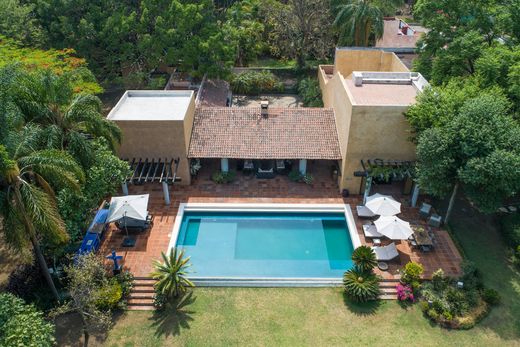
(419, 203, 432, 219)
(428, 214, 442, 227)
(356, 205, 376, 218)
(363, 224, 383, 238)
(276, 160, 286, 173)
(371, 243, 399, 261)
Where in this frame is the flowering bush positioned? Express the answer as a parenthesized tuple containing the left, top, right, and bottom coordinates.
(396, 283, 415, 302)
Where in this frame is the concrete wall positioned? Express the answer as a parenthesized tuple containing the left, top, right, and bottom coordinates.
(114, 99, 196, 185)
(339, 105, 416, 193)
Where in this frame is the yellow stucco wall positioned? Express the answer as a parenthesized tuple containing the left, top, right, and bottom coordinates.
(321, 49, 417, 193)
(333, 49, 409, 78)
(114, 100, 196, 185)
(339, 105, 416, 193)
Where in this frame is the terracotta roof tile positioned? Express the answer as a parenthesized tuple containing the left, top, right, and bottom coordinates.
(188, 107, 341, 160)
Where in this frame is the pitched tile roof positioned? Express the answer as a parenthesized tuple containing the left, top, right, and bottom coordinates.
(188, 107, 341, 160)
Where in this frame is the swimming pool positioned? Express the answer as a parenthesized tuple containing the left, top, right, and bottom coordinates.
(172, 204, 358, 282)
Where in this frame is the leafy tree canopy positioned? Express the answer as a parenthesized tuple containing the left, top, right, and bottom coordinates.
(416, 94, 520, 213)
(0, 36, 102, 94)
(0, 293, 55, 347)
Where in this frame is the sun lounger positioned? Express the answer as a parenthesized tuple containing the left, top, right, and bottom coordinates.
(356, 205, 376, 218)
(363, 224, 383, 238)
(371, 243, 399, 261)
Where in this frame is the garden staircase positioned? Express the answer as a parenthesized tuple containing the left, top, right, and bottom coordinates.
(127, 277, 156, 310)
(379, 279, 399, 300)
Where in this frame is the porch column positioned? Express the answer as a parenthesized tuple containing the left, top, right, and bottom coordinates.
(411, 183, 420, 207)
(299, 159, 307, 175)
(362, 176, 372, 205)
(162, 181, 170, 205)
(221, 158, 229, 172)
(121, 182, 129, 196)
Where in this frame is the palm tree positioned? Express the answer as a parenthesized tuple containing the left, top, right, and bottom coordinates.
(0, 143, 85, 300)
(333, 0, 402, 46)
(11, 69, 121, 168)
(151, 248, 194, 299)
(351, 245, 377, 273)
(343, 267, 381, 302)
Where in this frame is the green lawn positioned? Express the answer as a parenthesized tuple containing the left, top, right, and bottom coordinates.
(58, 199, 520, 347)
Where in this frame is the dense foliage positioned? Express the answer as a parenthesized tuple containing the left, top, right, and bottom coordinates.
(419, 265, 498, 329)
(297, 77, 324, 107)
(231, 71, 284, 95)
(414, 94, 520, 220)
(0, 36, 102, 94)
(0, 293, 55, 347)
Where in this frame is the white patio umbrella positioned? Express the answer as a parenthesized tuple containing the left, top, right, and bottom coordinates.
(374, 215, 413, 240)
(106, 194, 149, 223)
(365, 193, 401, 216)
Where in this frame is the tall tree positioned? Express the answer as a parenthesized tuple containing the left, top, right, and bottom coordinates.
(0, 143, 84, 300)
(264, 0, 335, 68)
(0, 0, 45, 46)
(415, 94, 520, 223)
(11, 69, 121, 168)
(334, 0, 402, 46)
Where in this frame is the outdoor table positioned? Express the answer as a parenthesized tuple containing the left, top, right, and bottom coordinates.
(413, 226, 433, 250)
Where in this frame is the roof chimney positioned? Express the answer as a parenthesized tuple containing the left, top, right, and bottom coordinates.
(260, 100, 269, 118)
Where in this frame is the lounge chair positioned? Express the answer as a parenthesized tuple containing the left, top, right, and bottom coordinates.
(356, 205, 376, 218)
(371, 243, 399, 261)
(363, 224, 383, 238)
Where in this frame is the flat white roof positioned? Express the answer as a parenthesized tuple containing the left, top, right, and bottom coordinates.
(107, 90, 194, 121)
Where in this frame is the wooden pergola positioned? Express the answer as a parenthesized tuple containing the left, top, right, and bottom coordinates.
(354, 159, 419, 206)
(121, 157, 181, 205)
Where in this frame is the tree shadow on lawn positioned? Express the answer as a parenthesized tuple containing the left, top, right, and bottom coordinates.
(149, 291, 196, 338)
(342, 293, 382, 316)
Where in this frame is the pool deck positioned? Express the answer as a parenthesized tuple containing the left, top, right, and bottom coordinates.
(100, 163, 462, 281)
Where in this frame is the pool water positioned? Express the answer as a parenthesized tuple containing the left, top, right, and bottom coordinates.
(176, 212, 354, 278)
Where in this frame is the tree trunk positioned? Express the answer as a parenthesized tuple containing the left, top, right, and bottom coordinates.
(14, 187, 60, 301)
(79, 311, 90, 347)
(445, 182, 459, 225)
(30, 233, 60, 301)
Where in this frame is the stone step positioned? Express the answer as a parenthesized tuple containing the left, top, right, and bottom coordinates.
(379, 294, 397, 300)
(129, 293, 154, 300)
(132, 288, 155, 293)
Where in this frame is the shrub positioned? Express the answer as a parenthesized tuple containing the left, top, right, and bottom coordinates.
(482, 288, 501, 306)
(151, 248, 195, 299)
(211, 170, 236, 184)
(396, 283, 415, 302)
(302, 173, 314, 185)
(288, 170, 302, 182)
(116, 271, 134, 299)
(297, 77, 324, 107)
(231, 71, 284, 95)
(460, 261, 483, 291)
(432, 268, 448, 291)
(351, 246, 377, 273)
(343, 267, 380, 302)
(442, 310, 453, 321)
(95, 279, 123, 311)
(401, 261, 424, 285)
(0, 293, 55, 347)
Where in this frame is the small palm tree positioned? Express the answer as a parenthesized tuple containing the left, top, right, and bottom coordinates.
(12, 69, 121, 168)
(352, 245, 377, 273)
(0, 143, 84, 300)
(334, 0, 402, 46)
(343, 267, 381, 302)
(151, 248, 194, 299)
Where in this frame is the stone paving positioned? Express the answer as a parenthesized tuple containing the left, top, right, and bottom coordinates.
(100, 160, 462, 280)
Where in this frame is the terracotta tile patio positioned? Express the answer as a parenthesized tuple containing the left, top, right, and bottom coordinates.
(100, 160, 462, 280)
